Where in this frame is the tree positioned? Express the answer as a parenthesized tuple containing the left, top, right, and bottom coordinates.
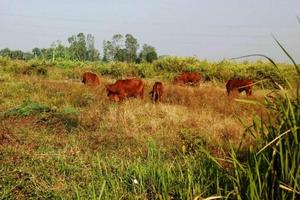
(103, 34, 124, 62)
(139, 44, 158, 63)
(102, 33, 140, 62)
(32, 47, 42, 58)
(23, 52, 34, 60)
(103, 33, 158, 63)
(114, 49, 127, 62)
(68, 33, 87, 61)
(112, 34, 124, 50)
(0, 48, 11, 57)
(48, 40, 71, 61)
(40, 48, 55, 60)
(102, 40, 111, 62)
(10, 50, 24, 59)
(86, 34, 100, 61)
(125, 34, 139, 62)
(67, 33, 100, 61)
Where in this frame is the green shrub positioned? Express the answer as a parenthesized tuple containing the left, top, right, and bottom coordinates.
(136, 63, 156, 78)
(22, 64, 48, 77)
(153, 56, 200, 72)
(4, 100, 51, 117)
(0, 56, 10, 67)
(1, 57, 298, 88)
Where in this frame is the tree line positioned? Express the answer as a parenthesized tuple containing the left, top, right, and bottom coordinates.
(0, 33, 158, 63)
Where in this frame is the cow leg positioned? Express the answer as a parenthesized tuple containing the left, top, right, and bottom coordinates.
(227, 89, 231, 96)
(119, 90, 127, 101)
(226, 86, 231, 96)
(155, 93, 159, 103)
(246, 88, 252, 96)
(119, 94, 126, 101)
(152, 91, 156, 103)
(140, 87, 144, 100)
(159, 94, 163, 102)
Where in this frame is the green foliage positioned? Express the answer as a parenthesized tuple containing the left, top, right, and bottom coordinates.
(86, 34, 101, 61)
(4, 100, 51, 117)
(153, 56, 200, 72)
(136, 63, 157, 78)
(221, 41, 300, 199)
(103, 34, 124, 62)
(98, 62, 138, 77)
(2, 99, 79, 132)
(103, 33, 140, 63)
(68, 33, 100, 61)
(0, 32, 157, 63)
(0, 56, 297, 88)
(0, 33, 100, 62)
(22, 64, 48, 76)
(0, 48, 34, 60)
(70, 143, 228, 199)
(125, 34, 139, 62)
(227, 89, 300, 199)
(0, 59, 50, 76)
(139, 44, 158, 63)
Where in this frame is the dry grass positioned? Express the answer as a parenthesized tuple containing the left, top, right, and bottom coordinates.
(0, 68, 283, 199)
(0, 74, 266, 159)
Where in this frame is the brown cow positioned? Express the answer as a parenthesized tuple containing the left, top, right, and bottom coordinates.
(226, 79, 253, 96)
(173, 72, 201, 86)
(106, 78, 144, 101)
(149, 82, 164, 103)
(82, 72, 100, 86)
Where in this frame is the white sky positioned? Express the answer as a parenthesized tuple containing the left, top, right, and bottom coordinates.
(0, 0, 299, 62)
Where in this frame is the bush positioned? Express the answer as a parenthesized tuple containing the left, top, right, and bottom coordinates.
(153, 56, 200, 72)
(1, 57, 298, 89)
(22, 64, 48, 77)
(4, 100, 51, 117)
(3, 101, 79, 132)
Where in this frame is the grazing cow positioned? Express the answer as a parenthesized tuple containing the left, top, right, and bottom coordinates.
(173, 72, 201, 86)
(226, 79, 253, 96)
(106, 78, 144, 101)
(82, 72, 100, 86)
(150, 82, 164, 103)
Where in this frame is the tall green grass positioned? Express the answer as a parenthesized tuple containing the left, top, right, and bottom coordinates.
(224, 37, 300, 199)
(70, 142, 229, 200)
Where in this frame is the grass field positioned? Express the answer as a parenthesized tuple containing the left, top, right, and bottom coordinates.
(0, 58, 299, 199)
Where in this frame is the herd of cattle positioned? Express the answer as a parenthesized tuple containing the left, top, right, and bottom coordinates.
(82, 71, 254, 102)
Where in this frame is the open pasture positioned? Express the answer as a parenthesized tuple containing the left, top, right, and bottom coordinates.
(0, 58, 298, 199)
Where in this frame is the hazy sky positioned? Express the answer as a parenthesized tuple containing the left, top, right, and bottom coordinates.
(0, 0, 299, 62)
